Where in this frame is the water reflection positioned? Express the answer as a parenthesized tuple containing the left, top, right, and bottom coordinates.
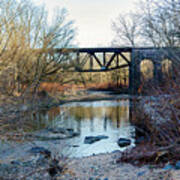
(52, 100, 129, 129)
(49, 99, 135, 157)
(28, 99, 135, 157)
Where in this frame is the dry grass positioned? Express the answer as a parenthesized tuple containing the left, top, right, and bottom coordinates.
(119, 62, 180, 166)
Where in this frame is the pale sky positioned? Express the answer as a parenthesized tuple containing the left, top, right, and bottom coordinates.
(33, 0, 138, 47)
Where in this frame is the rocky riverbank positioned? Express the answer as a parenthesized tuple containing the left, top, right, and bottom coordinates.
(1, 146, 180, 180)
(62, 152, 180, 180)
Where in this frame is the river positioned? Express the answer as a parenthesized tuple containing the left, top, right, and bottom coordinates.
(0, 95, 136, 160)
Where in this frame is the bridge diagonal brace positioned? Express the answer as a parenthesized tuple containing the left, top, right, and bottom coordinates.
(79, 53, 89, 68)
(106, 53, 117, 68)
(119, 52, 131, 65)
(75, 52, 89, 71)
(74, 52, 81, 71)
(91, 53, 103, 67)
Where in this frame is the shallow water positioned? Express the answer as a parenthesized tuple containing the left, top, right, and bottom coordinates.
(44, 98, 135, 157)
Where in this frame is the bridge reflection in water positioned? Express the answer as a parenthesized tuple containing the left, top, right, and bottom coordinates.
(52, 100, 130, 132)
(31, 98, 135, 157)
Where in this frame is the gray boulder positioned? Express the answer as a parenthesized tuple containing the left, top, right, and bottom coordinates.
(117, 138, 131, 147)
(84, 135, 108, 144)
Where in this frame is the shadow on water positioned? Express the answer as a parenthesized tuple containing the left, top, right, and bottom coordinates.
(26, 98, 135, 157)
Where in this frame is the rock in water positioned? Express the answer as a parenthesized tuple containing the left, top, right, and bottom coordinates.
(84, 135, 108, 144)
(47, 127, 80, 137)
(117, 138, 131, 147)
(175, 161, 180, 169)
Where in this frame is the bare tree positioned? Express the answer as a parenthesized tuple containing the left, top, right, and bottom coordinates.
(139, 0, 180, 47)
(0, 0, 75, 99)
(111, 13, 141, 47)
(112, 0, 180, 47)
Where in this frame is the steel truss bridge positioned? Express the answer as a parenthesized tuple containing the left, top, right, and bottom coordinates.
(50, 47, 180, 94)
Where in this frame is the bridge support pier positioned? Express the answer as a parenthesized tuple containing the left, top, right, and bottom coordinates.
(129, 50, 141, 95)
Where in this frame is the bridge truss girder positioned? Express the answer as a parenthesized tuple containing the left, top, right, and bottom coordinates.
(74, 48, 131, 72)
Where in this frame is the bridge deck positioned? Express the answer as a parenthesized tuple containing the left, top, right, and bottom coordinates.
(54, 47, 180, 53)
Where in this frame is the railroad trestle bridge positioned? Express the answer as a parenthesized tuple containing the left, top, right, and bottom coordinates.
(54, 47, 180, 94)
